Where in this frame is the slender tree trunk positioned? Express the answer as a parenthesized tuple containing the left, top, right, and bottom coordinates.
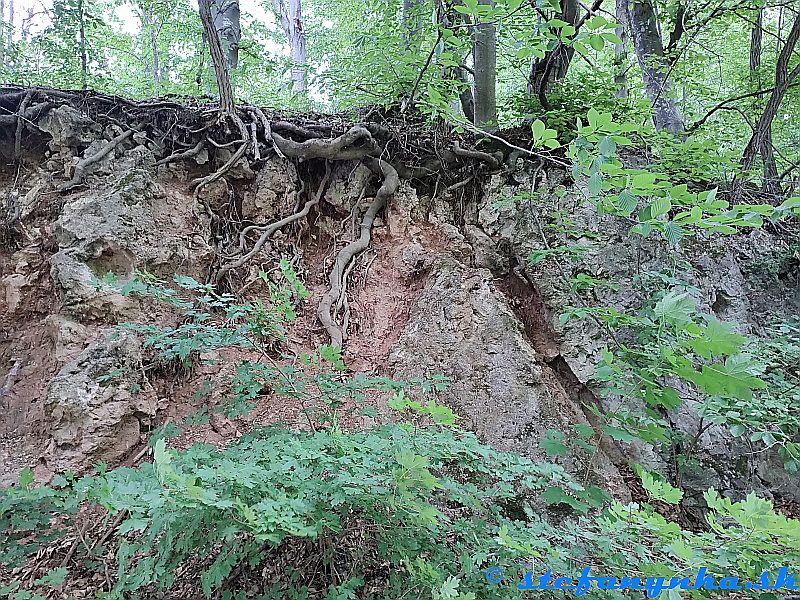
(748, 8, 778, 191)
(741, 12, 800, 193)
(198, 0, 235, 113)
(458, 67, 476, 123)
(472, 0, 496, 128)
(435, 0, 474, 121)
(621, 0, 684, 132)
(5, 0, 11, 55)
(527, 0, 579, 98)
(211, 0, 240, 71)
(613, 0, 628, 98)
(0, 0, 6, 74)
(78, 0, 88, 89)
(273, 0, 306, 92)
(402, 0, 424, 51)
(749, 9, 763, 83)
(143, 11, 162, 90)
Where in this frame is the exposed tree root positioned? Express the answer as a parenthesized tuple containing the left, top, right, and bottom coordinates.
(272, 121, 324, 139)
(451, 140, 501, 170)
(317, 158, 399, 348)
(0, 85, 539, 351)
(60, 129, 135, 191)
(214, 161, 331, 285)
(272, 126, 378, 161)
(190, 114, 250, 191)
(155, 139, 207, 166)
(13, 91, 34, 159)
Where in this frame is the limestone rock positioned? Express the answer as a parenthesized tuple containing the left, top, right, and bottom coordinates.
(44, 330, 158, 472)
(389, 257, 628, 498)
(37, 105, 101, 148)
(242, 155, 299, 220)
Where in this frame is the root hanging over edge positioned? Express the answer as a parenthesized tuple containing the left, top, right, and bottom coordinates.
(317, 157, 399, 348)
(214, 160, 332, 285)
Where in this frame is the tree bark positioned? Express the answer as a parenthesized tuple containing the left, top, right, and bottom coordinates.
(273, 0, 307, 92)
(613, 0, 628, 98)
(621, 0, 684, 133)
(198, 0, 235, 113)
(0, 0, 6, 73)
(402, 0, 424, 50)
(747, 8, 778, 192)
(78, 0, 88, 89)
(211, 0, 240, 71)
(741, 12, 800, 192)
(472, 0, 496, 128)
(527, 0, 579, 99)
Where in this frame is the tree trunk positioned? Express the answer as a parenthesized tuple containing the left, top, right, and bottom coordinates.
(621, 0, 684, 133)
(527, 0, 579, 99)
(211, 0, 240, 71)
(0, 0, 6, 73)
(434, 0, 475, 122)
(741, 12, 800, 192)
(472, 0, 496, 128)
(5, 0, 11, 57)
(749, 8, 763, 81)
(613, 0, 628, 98)
(198, 0, 235, 113)
(273, 0, 307, 92)
(402, 0, 424, 51)
(458, 67, 476, 123)
(748, 8, 778, 191)
(143, 11, 162, 90)
(78, 0, 88, 89)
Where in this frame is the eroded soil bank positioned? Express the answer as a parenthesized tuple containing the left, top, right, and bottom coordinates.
(1, 86, 798, 525)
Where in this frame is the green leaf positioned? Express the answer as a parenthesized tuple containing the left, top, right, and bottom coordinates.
(588, 34, 604, 51)
(598, 136, 617, 156)
(18, 467, 34, 489)
(541, 486, 590, 514)
(540, 431, 569, 456)
(662, 221, 684, 245)
(649, 196, 672, 219)
(639, 470, 684, 504)
(653, 291, 695, 325)
(603, 425, 635, 443)
(33, 568, 68, 588)
(588, 173, 603, 195)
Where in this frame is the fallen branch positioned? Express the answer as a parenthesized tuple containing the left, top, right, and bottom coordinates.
(317, 157, 398, 348)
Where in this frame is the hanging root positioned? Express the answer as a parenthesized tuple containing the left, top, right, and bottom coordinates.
(60, 129, 135, 191)
(451, 140, 502, 170)
(13, 91, 34, 159)
(317, 157, 399, 348)
(155, 139, 207, 166)
(190, 114, 250, 191)
(214, 161, 332, 285)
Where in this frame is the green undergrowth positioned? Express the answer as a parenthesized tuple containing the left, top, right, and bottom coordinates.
(2, 263, 800, 600)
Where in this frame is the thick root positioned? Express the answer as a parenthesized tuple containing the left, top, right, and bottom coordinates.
(317, 157, 399, 348)
(272, 126, 378, 161)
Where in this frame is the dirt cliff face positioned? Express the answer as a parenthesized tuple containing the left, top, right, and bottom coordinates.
(0, 89, 797, 511)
